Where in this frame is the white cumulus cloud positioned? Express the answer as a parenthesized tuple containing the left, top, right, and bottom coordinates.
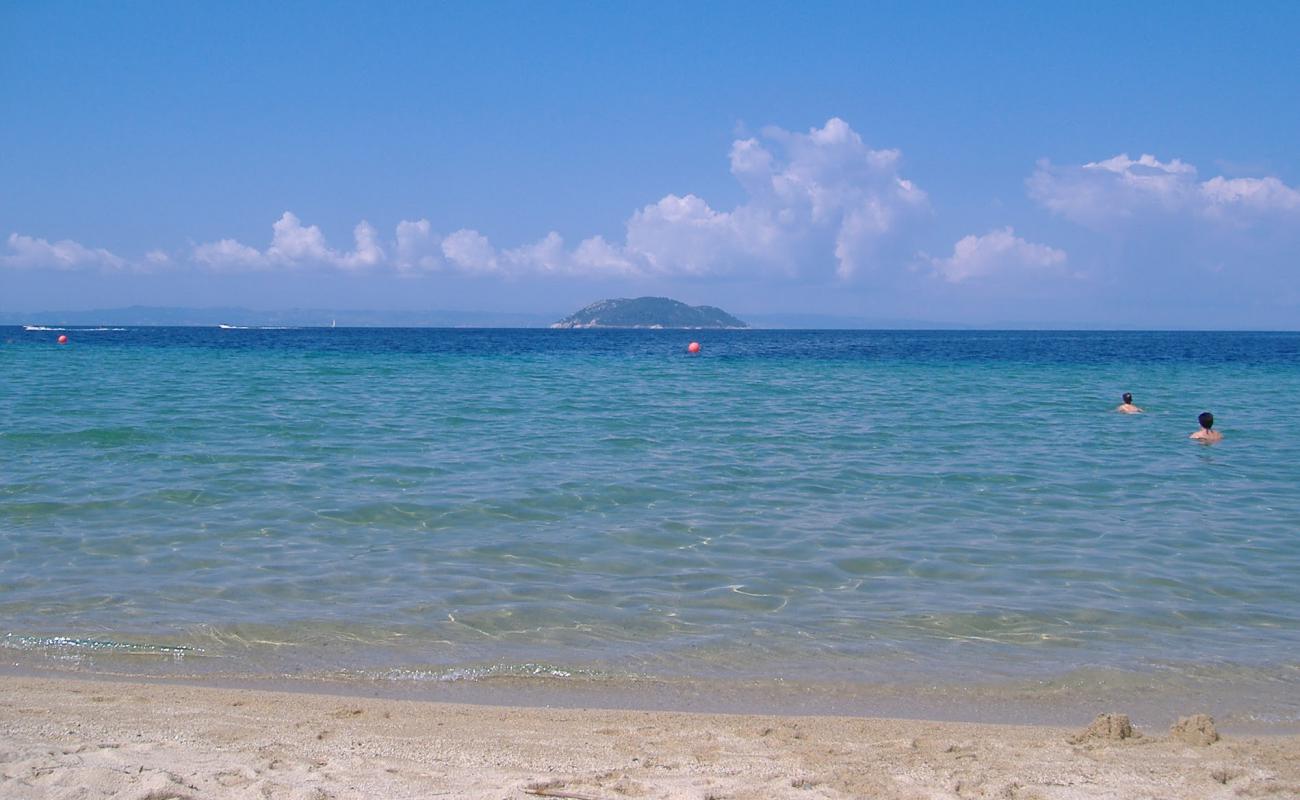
(1028, 153, 1300, 228)
(340, 221, 384, 270)
(393, 219, 442, 272)
(172, 119, 928, 282)
(624, 194, 748, 276)
(382, 117, 929, 282)
(622, 117, 927, 279)
(1200, 175, 1300, 216)
(929, 227, 1067, 283)
(1, 232, 127, 271)
(504, 231, 570, 275)
(265, 212, 333, 264)
(193, 238, 264, 269)
(571, 235, 639, 275)
(192, 212, 387, 271)
(440, 229, 499, 273)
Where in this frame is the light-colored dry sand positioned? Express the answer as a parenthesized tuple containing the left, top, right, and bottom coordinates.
(2, 675, 1298, 800)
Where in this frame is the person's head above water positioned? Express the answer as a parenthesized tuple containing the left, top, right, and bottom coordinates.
(1198, 411, 1214, 429)
(1116, 392, 1144, 413)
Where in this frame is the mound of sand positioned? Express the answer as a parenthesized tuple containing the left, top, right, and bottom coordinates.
(1172, 714, 1221, 746)
(1070, 712, 1140, 743)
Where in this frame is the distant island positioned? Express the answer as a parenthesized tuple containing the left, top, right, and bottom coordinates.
(551, 297, 748, 329)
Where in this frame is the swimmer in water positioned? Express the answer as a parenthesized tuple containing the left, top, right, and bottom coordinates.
(1116, 392, 1143, 414)
(1190, 411, 1223, 443)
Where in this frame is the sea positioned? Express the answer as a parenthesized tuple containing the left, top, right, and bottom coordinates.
(2, 326, 1298, 729)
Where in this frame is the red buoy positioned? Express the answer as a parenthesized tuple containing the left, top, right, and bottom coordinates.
(687, 341, 701, 354)
(57, 335, 68, 345)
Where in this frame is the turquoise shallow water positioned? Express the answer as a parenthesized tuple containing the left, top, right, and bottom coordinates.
(2, 327, 1299, 722)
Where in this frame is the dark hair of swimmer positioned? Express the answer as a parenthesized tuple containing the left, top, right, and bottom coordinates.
(1198, 411, 1214, 429)
(1122, 393, 1133, 404)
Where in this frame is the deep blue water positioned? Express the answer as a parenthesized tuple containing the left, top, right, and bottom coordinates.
(2, 326, 1298, 721)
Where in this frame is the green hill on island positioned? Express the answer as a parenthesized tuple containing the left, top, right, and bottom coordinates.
(551, 297, 748, 329)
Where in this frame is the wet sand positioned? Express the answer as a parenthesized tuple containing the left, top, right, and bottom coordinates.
(3, 675, 1299, 799)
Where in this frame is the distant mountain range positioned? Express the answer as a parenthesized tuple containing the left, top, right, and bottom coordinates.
(551, 297, 748, 329)
(0, 306, 558, 328)
(0, 305, 1197, 330)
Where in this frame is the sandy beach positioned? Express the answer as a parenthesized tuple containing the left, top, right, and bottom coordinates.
(3, 675, 1298, 800)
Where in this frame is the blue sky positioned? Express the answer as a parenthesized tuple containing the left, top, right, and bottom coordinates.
(2, 1, 1298, 326)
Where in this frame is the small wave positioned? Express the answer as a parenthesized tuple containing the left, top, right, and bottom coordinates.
(20, 325, 125, 332)
(2, 632, 200, 663)
(2, 634, 199, 656)
(358, 662, 619, 683)
(217, 324, 249, 329)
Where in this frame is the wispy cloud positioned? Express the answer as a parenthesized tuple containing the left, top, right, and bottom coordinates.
(144, 249, 172, 266)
